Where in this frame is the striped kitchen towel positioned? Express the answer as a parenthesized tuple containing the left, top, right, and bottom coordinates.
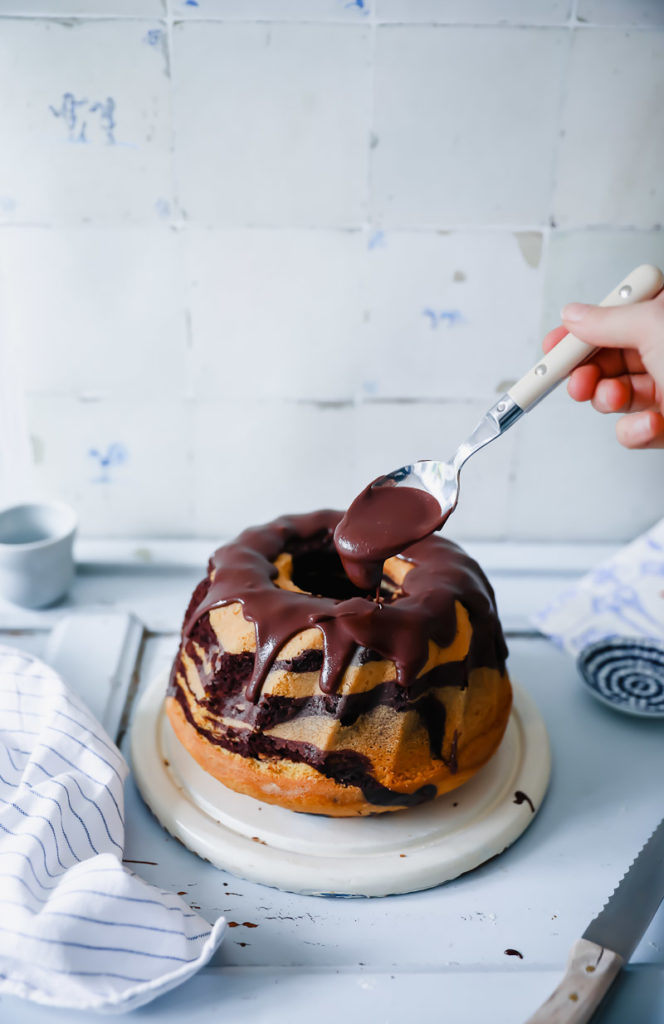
(0, 644, 226, 1013)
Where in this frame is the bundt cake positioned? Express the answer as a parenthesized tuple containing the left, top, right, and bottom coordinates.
(166, 509, 512, 817)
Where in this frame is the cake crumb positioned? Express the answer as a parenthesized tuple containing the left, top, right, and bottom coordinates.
(504, 948, 523, 959)
(251, 836, 267, 845)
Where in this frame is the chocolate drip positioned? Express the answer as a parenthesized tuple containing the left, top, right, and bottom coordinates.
(183, 510, 507, 705)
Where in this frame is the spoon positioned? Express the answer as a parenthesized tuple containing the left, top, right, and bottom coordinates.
(335, 264, 664, 589)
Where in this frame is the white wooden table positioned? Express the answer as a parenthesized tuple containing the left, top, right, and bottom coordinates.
(1, 540, 662, 1024)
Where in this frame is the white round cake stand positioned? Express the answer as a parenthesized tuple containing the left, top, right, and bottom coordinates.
(131, 672, 550, 898)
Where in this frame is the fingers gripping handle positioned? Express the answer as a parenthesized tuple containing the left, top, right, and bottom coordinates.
(508, 264, 664, 412)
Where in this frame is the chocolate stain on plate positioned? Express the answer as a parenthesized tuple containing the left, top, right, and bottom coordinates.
(513, 790, 535, 813)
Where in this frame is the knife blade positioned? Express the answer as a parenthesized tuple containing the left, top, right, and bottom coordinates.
(525, 817, 664, 1023)
(583, 817, 664, 961)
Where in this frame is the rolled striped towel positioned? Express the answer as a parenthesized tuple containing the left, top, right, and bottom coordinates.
(0, 645, 226, 1013)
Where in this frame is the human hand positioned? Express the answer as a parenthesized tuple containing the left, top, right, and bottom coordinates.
(542, 290, 664, 449)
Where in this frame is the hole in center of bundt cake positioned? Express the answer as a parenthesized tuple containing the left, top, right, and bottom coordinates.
(291, 546, 373, 600)
(287, 534, 397, 602)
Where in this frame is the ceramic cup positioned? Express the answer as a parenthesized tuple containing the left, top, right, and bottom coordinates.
(0, 501, 77, 608)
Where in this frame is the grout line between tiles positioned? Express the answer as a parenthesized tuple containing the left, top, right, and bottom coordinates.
(0, 13, 660, 29)
(547, 25, 575, 233)
(365, 0, 378, 231)
(2, 221, 662, 234)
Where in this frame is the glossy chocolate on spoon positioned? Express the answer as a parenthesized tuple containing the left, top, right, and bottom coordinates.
(334, 480, 445, 591)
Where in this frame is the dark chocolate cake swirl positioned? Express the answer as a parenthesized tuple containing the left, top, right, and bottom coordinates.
(167, 510, 512, 817)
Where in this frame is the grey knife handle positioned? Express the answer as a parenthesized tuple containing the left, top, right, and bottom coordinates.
(524, 938, 624, 1024)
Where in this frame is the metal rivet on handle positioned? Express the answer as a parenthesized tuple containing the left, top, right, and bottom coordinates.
(496, 401, 506, 412)
(619, 285, 632, 298)
(534, 364, 547, 376)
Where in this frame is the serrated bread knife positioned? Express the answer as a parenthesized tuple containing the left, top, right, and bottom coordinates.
(525, 818, 664, 1023)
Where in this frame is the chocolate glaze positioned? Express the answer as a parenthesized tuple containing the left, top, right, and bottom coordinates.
(334, 482, 444, 590)
(183, 510, 507, 706)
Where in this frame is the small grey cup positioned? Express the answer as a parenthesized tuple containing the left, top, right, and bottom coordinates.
(0, 501, 77, 608)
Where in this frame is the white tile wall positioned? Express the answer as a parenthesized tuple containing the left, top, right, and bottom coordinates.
(576, 0, 664, 27)
(26, 395, 192, 536)
(0, 9, 662, 542)
(192, 399, 357, 537)
(375, 1, 572, 25)
(172, 22, 372, 227)
(360, 230, 543, 399)
(169, 0, 370, 19)
(0, 18, 171, 225)
(184, 228, 365, 400)
(0, 275, 32, 508)
(554, 29, 664, 228)
(371, 26, 568, 226)
(510, 387, 664, 541)
(0, 2, 164, 13)
(0, 226, 186, 397)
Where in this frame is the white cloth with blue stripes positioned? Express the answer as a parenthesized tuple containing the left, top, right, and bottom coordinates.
(0, 645, 226, 1013)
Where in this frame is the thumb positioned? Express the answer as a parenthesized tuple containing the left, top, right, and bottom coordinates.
(560, 294, 663, 353)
